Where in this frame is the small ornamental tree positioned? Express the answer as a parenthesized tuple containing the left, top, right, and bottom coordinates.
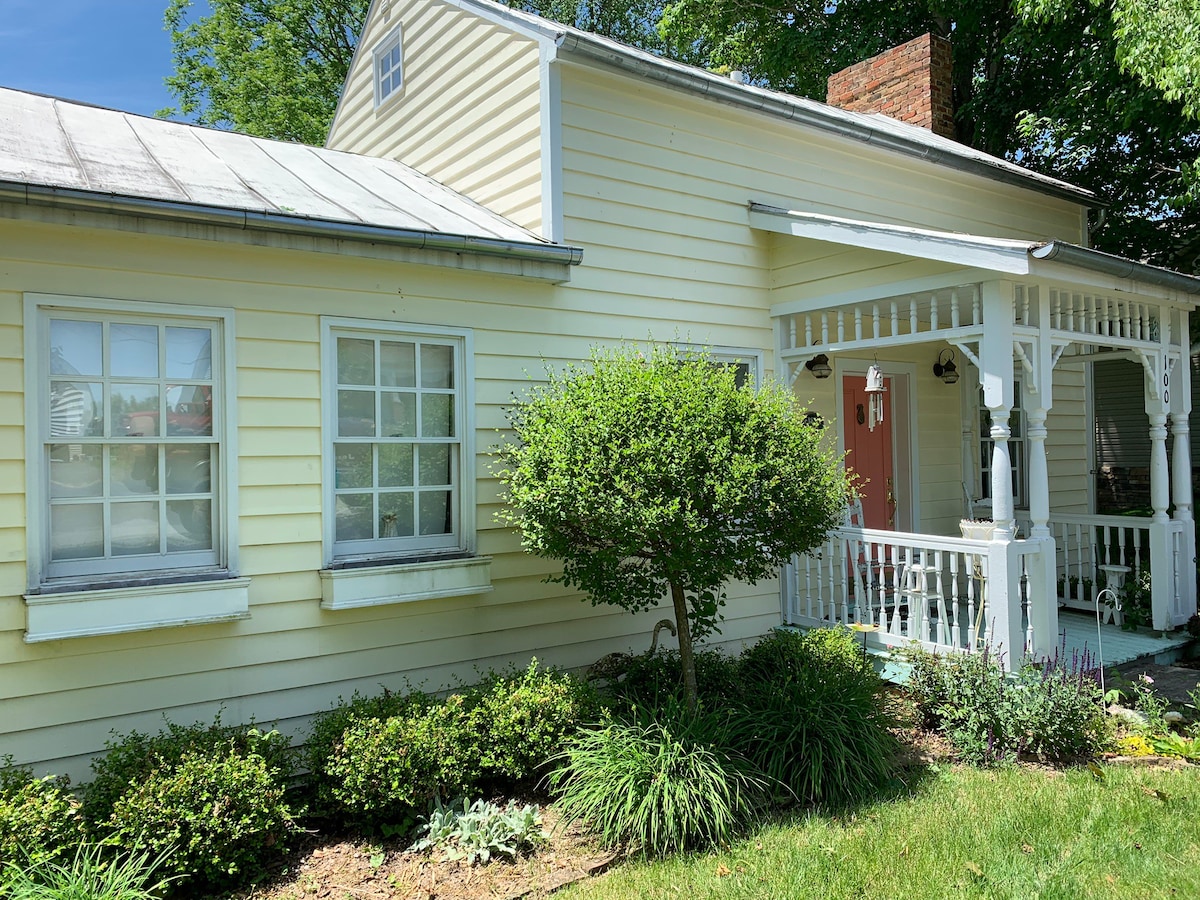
(497, 344, 849, 710)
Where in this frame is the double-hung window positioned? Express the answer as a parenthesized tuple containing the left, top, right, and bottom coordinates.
(323, 320, 472, 564)
(29, 300, 230, 584)
(23, 295, 244, 646)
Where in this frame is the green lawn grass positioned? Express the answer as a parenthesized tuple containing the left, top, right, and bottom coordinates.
(561, 763, 1200, 900)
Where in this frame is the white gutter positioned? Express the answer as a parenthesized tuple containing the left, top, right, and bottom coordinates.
(0, 180, 585, 268)
(1031, 242, 1200, 296)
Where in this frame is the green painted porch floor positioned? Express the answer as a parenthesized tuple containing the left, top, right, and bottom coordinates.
(1057, 610, 1193, 668)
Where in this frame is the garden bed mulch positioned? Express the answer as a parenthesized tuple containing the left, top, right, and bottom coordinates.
(237, 809, 617, 900)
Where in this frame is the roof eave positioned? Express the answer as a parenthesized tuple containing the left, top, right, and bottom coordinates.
(1031, 242, 1200, 296)
(0, 180, 584, 270)
(555, 31, 1098, 209)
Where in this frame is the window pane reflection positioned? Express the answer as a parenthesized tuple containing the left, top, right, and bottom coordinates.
(111, 444, 159, 495)
(50, 382, 102, 437)
(110, 324, 159, 378)
(166, 327, 212, 379)
(49, 445, 102, 498)
(50, 503, 104, 559)
(50, 320, 102, 376)
(111, 502, 160, 556)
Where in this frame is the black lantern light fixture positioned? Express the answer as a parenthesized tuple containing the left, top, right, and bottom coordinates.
(805, 353, 832, 379)
(933, 348, 959, 384)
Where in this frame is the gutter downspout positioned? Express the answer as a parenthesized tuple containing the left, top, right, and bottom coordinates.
(0, 181, 585, 268)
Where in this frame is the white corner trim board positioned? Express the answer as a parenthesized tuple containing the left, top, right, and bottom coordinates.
(319, 557, 494, 610)
(24, 577, 252, 643)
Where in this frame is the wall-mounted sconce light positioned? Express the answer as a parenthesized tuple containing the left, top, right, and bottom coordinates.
(933, 348, 959, 384)
(805, 353, 832, 379)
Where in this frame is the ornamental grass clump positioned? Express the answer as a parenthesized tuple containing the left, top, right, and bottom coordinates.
(0, 843, 175, 900)
(550, 718, 763, 856)
(732, 628, 898, 805)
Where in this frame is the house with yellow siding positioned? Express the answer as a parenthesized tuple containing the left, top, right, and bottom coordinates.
(2, 0, 1198, 778)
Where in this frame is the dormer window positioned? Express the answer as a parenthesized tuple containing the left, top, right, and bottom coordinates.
(373, 25, 404, 108)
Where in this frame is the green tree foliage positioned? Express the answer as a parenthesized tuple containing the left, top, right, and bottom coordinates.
(496, 345, 848, 710)
(656, 0, 1200, 274)
(162, 0, 368, 145)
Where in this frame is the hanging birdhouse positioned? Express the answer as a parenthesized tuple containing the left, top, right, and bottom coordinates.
(865, 363, 886, 431)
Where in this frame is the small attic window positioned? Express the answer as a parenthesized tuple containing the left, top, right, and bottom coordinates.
(373, 25, 404, 108)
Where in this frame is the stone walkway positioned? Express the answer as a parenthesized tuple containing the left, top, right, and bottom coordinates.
(1112, 660, 1200, 706)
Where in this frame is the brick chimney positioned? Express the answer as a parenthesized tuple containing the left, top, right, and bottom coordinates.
(826, 33, 955, 140)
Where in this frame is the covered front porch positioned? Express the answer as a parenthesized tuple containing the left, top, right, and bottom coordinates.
(758, 205, 1200, 666)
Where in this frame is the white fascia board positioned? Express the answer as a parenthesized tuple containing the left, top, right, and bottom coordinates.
(439, 0, 562, 46)
(749, 204, 1035, 275)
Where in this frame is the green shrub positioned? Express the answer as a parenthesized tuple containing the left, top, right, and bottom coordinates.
(107, 745, 294, 891)
(0, 843, 173, 900)
(606, 648, 743, 714)
(0, 761, 85, 867)
(83, 715, 295, 829)
(1009, 657, 1107, 761)
(906, 645, 1106, 765)
(319, 661, 593, 827)
(550, 719, 762, 856)
(325, 707, 461, 829)
(411, 798, 547, 865)
(732, 628, 897, 804)
(305, 688, 428, 817)
(468, 661, 598, 788)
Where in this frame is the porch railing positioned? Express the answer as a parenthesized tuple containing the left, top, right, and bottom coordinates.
(783, 527, 1036, 657)
(1024, 513, 1194, 628)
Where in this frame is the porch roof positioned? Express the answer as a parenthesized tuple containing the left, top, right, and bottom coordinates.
(751, 204, 1200, 302)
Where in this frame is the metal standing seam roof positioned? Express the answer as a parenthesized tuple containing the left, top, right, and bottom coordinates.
(0, 86, 581, 266)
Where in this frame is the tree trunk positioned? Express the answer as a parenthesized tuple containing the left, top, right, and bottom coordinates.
(669, 581, 698, 714)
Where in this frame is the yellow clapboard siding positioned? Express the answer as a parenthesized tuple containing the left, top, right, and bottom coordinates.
(240, 456, 322, 487)
(560, 67, 1083, 240)
(328, 0, 544, 233)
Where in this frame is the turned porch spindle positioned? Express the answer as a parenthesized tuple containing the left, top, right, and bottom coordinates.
(1027, 407, 1051, 539)
(989, 408, 1017, 538)
(1149, 412, 1170, 522)
(1172, 412, 1194, 522)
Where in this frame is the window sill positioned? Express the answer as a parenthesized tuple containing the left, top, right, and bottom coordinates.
(23, 577, 251, 643)
(319, 556, 493, 610)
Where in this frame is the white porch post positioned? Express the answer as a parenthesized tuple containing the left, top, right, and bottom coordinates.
(1170, 306, 1196, 625)
(980, 281, 1024, 665)
(1146, 349, 1174, 630)
(1025, 405, 1059, 656)
(1023, 287, 1059, 656)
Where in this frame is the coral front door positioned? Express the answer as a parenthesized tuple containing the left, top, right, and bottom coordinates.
(842, 375, 896, 530)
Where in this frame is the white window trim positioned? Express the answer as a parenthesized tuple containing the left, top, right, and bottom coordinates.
(319, 317, 477, 570)
(372, 23, 404, 109)
(319, 557, 492, 610)
(22, 293, 242, 639)
(671, 343, 765, 388)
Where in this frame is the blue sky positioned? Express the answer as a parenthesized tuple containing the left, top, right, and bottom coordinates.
(0, 1, 186, 117)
